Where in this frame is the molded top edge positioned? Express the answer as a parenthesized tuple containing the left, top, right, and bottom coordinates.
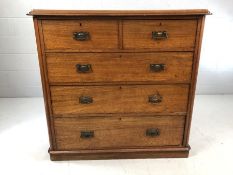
(27, 9, 211, 16)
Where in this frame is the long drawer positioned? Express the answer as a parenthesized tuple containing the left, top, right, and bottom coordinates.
(50, 85, 189, 116)
(46, 52, 193, 84)
(54, 115, 185, 150)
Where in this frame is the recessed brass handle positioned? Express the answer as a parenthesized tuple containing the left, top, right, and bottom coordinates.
(76, 64, 92, 73)
(79, 96, 93, 104)
(73, 31, 90, 41)
(150, 64, 165, 72)
(152, 31, 168, 40)
(80, 131, 94, 139)
(148, 94, 162, 104)
(146, 128, 160, 137)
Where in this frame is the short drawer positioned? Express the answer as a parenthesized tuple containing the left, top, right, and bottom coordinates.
(46, 52, 193, 84)
(42, 20, 119, 51)
(54, 115, 185, 150)
(50, 85, 189, 116)
(123, 20, 197, 50)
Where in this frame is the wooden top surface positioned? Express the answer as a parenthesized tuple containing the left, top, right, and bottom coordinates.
(27, 9, 211, 16)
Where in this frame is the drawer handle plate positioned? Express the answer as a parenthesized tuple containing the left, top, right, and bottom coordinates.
(148, 94, 162, 104)
(80, 131, 94, 139)
(150, 64, 165, 72)
(152, 31, 168, 40)
(76, 64, 92, 73)
(146, 128, 160, 137)
(73, 31, 90, 41)
(79, 96, 93, 104)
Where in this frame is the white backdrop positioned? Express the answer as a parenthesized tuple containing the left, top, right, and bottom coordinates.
(0, 0, 233, 97)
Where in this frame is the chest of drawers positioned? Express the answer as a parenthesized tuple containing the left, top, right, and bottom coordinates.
(28, 9, 210, 160)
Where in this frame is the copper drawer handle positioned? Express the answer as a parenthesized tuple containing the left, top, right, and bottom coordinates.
(76, 64, 92, 73)
(79, 96, 93, 104)
(80, 131, 94, 139)
(146, 128, 160, 137)
(150, 64, 165, 72)
(152, 31, 168, 40)
(148, 94, 162, 104)
(73, 31, 90, 41)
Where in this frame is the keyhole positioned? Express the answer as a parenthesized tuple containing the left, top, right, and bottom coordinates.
(159, 22, 162, 26)
(80, 23, 82, 27)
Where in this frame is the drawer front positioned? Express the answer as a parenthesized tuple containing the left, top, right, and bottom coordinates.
(42, 20, 119, 51)
(54, 116, 185, 150)
(47, 52, 193, 84)
(51, 85, 189, 116)
(123, 20, 197, 50)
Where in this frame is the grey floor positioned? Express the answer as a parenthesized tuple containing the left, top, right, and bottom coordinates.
(0, 95, 232, 175)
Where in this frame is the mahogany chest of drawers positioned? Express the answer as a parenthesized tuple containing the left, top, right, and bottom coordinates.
(28, 9, 210, 160)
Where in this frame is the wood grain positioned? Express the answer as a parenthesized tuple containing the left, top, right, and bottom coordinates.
(49, 146, 190, 160)
(54, 115, 185, 150)
(50, 85, 189, 116)
(28, 9, 211, 16)
(123, 20, 197, 50)
(33, 18, 56, 149)
(29, 10, 209, 160)
(46, 52, 193, 84)
(183, 16, 206, 146)
(42, 20, 119, 51)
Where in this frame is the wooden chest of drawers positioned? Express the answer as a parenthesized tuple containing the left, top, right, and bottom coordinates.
(28, 9, 210, 160)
